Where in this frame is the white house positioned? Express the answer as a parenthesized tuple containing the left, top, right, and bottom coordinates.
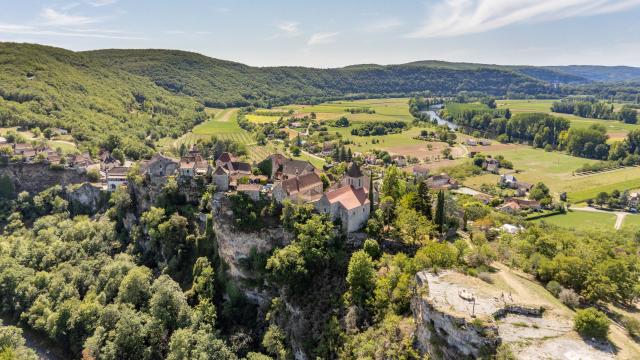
(106, 166, 130, 191)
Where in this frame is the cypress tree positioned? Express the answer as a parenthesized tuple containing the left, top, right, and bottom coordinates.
(369, 172, 375, 212)
(435, 190, 445, 235)
(416, 181, 432, 220)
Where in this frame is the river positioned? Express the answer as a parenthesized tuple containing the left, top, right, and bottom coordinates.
(421, 105, 458, 130)
(1, 317, 70, 360)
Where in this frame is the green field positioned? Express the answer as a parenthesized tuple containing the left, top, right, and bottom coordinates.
(158, 109, 256, 154)
(246, 114, 281, 124)
(531, 210, 616, 229)
(464, 146, 640, 202)
(621, 214, 640, 232)
(496, 99, 638, 141)
(278, 98, 414, 122)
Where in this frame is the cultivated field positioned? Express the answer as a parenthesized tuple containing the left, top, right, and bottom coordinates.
(277, 98, 414, 123)
(158, 109, 257, 158)
(463, 146, 640, 202)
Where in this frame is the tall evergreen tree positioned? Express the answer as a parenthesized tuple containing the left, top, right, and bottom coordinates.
(347, 148, 353, 162)
(435, 190, 445, 235)
(416, 181, 432, 220)
(368, 172, 375, 212)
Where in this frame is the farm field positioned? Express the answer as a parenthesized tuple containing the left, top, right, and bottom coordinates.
(463, 146, 640, 202)
(158, 108, 256, 154)
(531, 210, 616, 230)
(278, 98, 414, 123)
(496, 99, 638, 141)
(620, 214, 640, 232)
(246, 114, 281, 124)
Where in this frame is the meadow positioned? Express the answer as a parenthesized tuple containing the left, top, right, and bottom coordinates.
(463, 146, 640, 202)
(276, 98, 414, 123)
(496, 99, 638, 141)
(531, 210, 616, 229)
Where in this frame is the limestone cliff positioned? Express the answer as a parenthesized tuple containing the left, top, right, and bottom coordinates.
(212, 193, 293, 305)
(411, 270, 615, 360)
(0, 163, 89, 194)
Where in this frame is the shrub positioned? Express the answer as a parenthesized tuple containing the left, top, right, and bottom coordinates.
(621, 316, 640, 338)
(362, 239, 381, 260)
(478, 272, 493, 284)
(559, 288, 580, 308)
(574, 308, 609, 340)
(546, 281, 562, 297)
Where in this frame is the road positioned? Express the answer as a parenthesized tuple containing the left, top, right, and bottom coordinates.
(571, 206, 628, 230)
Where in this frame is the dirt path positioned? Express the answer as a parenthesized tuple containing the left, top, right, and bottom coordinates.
(571, 206, 628, 230)
(217, 109, 234, 122)
(493, 262, 640, 358)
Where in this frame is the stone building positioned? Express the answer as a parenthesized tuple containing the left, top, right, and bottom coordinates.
(272, 172, 323, 203)
(317, 162, 371, 233)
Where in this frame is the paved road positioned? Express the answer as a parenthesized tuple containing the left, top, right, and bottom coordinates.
(571, 206, 628, 230)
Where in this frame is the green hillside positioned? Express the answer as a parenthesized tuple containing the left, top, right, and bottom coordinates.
(85, 49, 555, 107)
(0, 43, 206, 158)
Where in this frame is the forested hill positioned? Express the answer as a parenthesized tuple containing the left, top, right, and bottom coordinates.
(545, 65, 640, 83)
(0, 43, 205, 158)
(84, 49, 554, 107)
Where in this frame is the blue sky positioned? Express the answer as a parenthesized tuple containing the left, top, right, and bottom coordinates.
(2, 0, 640, 67)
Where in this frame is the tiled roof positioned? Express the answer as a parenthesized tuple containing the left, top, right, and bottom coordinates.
(282, 159, 314, 176)
(108, 166, 129, 177)
(213, 165, 228, 175)
(232, 161, 251, 174)
(325, 185, 369, 211)
(217, 152, 234, 163)
(281, 172, 322, 195)
(237, 184, 261, 192)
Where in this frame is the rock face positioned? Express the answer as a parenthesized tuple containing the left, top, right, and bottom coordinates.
(0, 163, 89, 194)
(411, 271, 502, 359)
(411, 270, 615, 360)
(67, 183, 108, 214)
(212, 193, 293, 304)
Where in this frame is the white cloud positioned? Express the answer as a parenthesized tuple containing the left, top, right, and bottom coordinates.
(276, 21, 299, 34)
(86, 0, 118, 7)
(0, 22, 144, 40)
(408, 0, 640, 38)
(308, 32, 339, 45)
(364, 18, 403, 33)
(40, 8, 100, 26)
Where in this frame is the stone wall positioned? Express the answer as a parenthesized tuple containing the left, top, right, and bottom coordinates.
(0, 163, 89, 194)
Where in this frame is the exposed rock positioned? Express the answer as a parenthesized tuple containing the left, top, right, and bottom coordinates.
(411, 270, 615, 360)
(212, 193, 293, 305)
(66, 182, 108, 214)
(0, 163, 89, 194)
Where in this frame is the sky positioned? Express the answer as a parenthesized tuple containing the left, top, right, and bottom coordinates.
(1, 0, 640, 68)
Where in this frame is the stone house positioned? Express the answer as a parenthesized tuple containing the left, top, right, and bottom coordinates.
(426, 173, 459, 190)
(281, 159, 315, 179)
(106, 166, 130, 191)
(412, 165, 430, 178)
(237, 183, 262, 201)
(213, 165, 230, 191)
(317, 164, 370, 233)
(272, 172, 323, 203)
(484, 158, 499, 173)
(180, 150, 209, 178)
(391, 155, 407, 167)
(499, 174, 518, 188)
(141, 153, 179, 182)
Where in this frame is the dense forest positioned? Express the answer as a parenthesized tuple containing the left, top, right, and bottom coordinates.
(0, 43, 207, 159)
(1, 42, 640, 157)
